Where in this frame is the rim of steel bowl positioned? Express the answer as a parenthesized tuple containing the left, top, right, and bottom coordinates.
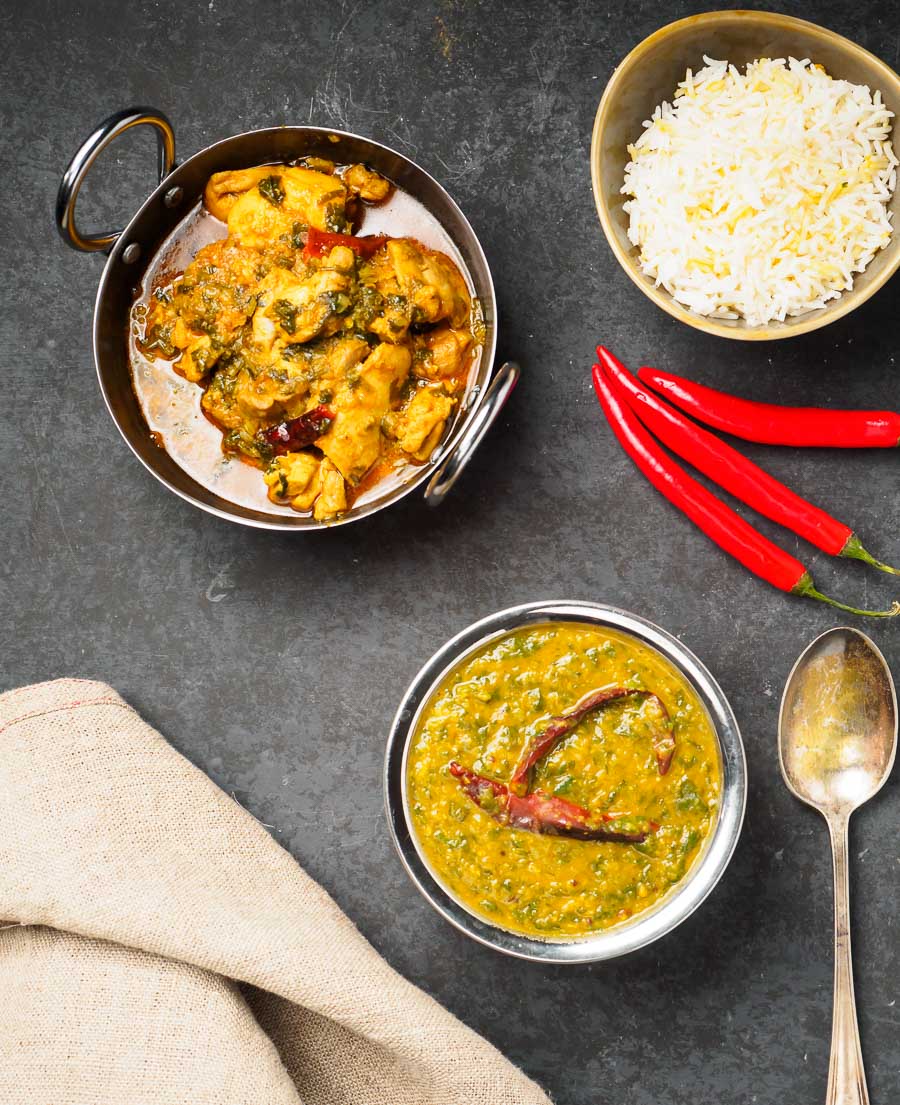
(384, 600, 747, 963)
(57, 109, 517, 531)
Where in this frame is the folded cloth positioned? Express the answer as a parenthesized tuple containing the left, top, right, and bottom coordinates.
(0, 679, 551, 1105)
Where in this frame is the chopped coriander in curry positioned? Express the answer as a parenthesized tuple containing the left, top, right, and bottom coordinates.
(406, 623, 721, 938)
(134, 161, 480, 521)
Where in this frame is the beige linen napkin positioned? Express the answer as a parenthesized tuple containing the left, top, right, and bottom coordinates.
(0, 679, 551, 1105)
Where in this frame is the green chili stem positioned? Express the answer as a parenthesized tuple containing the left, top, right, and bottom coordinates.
(840, 533, 900, 576)
(793, 572, 900, 618)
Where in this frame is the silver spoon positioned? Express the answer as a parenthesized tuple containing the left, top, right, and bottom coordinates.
(779, 627, 897, 1105)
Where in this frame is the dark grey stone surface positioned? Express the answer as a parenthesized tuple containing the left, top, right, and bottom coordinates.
(3, 1, 899, 1100)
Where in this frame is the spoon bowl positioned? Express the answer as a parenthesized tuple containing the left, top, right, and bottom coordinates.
(780, 628, 897, 816)
(779, 627, 897, 1105)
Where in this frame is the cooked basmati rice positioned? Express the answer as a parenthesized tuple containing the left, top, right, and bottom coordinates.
(622, 56, 897, 326)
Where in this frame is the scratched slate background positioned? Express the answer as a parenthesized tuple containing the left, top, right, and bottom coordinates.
(2, 1, 899, 1101)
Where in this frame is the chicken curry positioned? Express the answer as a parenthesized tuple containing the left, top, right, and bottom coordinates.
(406, 623, 721, 939)
(133, 160, 479, 521)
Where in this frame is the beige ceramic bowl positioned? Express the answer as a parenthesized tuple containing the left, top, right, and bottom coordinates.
(591, 11, 900, 340)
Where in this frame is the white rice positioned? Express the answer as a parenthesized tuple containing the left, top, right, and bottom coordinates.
(621, 56, 897, 326)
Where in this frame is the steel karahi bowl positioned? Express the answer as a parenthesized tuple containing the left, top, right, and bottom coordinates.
(591, 11, 900, 341)
(56, 108, 518, 530)
(384, 601, 747, 963)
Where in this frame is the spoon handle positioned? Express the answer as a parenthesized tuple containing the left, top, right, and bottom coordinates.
(826, 816, 869, 1105)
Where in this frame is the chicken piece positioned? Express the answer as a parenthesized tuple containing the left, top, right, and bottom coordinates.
(368, 297, 412, 344)
(205, 166, 281, 221)
(231, 333, 369, 425)
(358, 245, 470, 345)
(232, 358, 311, 421)
(303, 334, 370, 404)
(360, 250, 401, 298)
(251, 310, 278, 355)
(395, 386, 456, 460)
(206, 166, 349, 247)
(178, 334, 216, 383)
(222, 329, 370, 427)
(355, 253, 411, 342)
(211, 332, 369, 433)
(321, 245, 357, 275)
(201, 354, 247, 430)
(343, 163, 392, 202)
(143, 238, 260, 380)
(318, 343, 412, 483)
(386, 239, 471, 327)
(202, 376, 244, 430)
(313, 459, 348, 520)
(264, 452, 321, 510)
(412, 325, 472, 381)
(253, 248, 354, 346)
(199, 333, 310, 432)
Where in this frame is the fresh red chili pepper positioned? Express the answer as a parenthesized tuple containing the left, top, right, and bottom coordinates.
(448, 763, 651, 843)
(303, 227, 387, 260)
(592, 364, 899, 618)
(598, 349, 899, 577)
(637, 366, 900, 449)
(510, 685, 675, 788)
(260, 405, 334, 454)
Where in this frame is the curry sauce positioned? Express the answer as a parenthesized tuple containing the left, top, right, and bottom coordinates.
(406, 623, 721, 938)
